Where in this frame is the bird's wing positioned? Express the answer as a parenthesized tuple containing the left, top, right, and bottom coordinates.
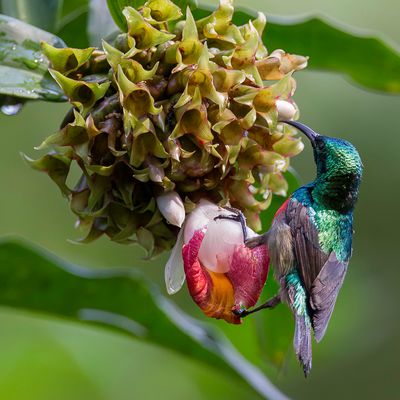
(285, 199, 329, 291)
(310, 254, 348, 342)
(285, 199, 348, 341)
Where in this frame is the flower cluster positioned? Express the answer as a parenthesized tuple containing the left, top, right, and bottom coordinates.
(28, 0, 307, 322)
(28, 0, 306, 258)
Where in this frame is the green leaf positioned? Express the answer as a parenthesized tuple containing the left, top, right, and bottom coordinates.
(60, 0, 88, 19)
(57, 0, 118, 48)
(192, 5, 400, 93)
(57, 9, 90, 48)
(0, 14, 66, 106)
(265, 17, 400, 93)
(0, 237, 288, 400)
(55, 0, 90, 47)
(0, 0, 63, 32)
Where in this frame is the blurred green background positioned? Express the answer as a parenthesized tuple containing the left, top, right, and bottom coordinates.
(0, 0, 399, 399)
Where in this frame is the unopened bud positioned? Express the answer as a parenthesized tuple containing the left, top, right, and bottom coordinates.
(157, 191, 185, 227)
(276, 99, 296, 120)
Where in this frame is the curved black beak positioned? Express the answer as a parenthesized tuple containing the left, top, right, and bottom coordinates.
(282, 120, 319, 144)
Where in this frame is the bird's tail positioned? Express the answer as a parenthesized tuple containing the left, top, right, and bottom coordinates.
(286, 271, 313, 376)
(293, 313, 312, 377)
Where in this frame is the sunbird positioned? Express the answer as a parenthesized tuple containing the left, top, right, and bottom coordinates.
(224, 121, 363, 375)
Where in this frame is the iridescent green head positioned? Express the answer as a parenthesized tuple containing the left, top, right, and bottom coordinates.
(284, 121, 363, 212)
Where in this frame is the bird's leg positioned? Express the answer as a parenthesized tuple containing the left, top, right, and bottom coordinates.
(214, 206, 248, 242)
(234, 294, 281, 318)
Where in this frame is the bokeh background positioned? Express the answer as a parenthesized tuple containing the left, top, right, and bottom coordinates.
(0, 0, 399, 399)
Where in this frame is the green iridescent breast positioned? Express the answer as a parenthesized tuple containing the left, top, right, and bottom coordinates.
(293, 186, 353, 262)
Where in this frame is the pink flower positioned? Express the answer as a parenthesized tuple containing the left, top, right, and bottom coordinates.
(165, 200, 269, 324)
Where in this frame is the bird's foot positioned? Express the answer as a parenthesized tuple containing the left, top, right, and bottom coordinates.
(214, 206, 248, 242)
(232, 307, 251, 318)
(232, 305, 247, 318)
(234, 295, 282, 318)
(245, 235, 265, 249)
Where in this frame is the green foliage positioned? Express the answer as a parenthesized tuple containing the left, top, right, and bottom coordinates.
(57, 8, 90, 48)
(56, 0, 89, 47)
(0, 14, 66, 108)
(264, 17, 400, 93)
(0, 237, 288, 400)
(60, 0, 88, 19)
(0, 0, 62, 32)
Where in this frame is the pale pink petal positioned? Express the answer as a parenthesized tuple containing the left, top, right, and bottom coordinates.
(183, 199, 220, 243)
(183, 199, 233, 243)
(198, 218, 243, 273)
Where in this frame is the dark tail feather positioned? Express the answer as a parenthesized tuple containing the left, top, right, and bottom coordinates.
(294, 314, 312, 377)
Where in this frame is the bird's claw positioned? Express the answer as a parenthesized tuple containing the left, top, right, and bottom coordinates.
(214, 214, 240, 223)
(232, 306, 250, 318)
(245, 236, 265, 249)
(214, 206, 248, 242)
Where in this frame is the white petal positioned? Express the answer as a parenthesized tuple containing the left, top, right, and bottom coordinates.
(246, 226, 258, 239)
(164, 227, 185, 295)
(183, 199, 222, 243)
(157, 191, 185, 227)
(276, 100, 296, 121)
(198, 219, 244, 273)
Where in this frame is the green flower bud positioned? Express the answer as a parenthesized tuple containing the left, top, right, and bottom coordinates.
(41, 43, 95, 75)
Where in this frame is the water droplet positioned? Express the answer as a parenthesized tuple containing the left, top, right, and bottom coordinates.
(23, 58, 40, 69)
(1, 103, 23, 116)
